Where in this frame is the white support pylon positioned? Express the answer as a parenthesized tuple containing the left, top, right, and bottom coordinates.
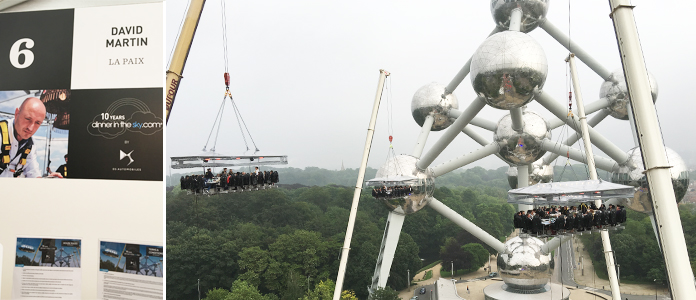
(609, 1, 696, 298)
(568, 53, 622, 300)
(368, 211, 406, 294)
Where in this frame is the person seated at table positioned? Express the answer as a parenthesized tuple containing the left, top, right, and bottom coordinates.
(532, 211, 542, 234)
(594, 209, 603, 228)
(576, 212, 583, 230)
(551, 207, 561, 218)
(524, 211, 533, 233)
(227, 170, 237, 190)
(617, 205, 627, 224)
(608, 205, 618, 226)
(536, 207, 546, 218)
(555, 213, 566, 233)
(565, 213, 576, 232)
(513, 211, 524, 231)
(600, 204, 610, 225)
(579, 202, 589, 214)
(251, 172, 258, 186)
(580, 211, 589, 231)
(197, 175, 205, 193)
(562, 206, 571, 215)
(569, 206, 577, 215)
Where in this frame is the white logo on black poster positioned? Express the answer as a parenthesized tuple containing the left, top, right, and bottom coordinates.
(119, 150, 134, 166)
(87, 97, 163, 139)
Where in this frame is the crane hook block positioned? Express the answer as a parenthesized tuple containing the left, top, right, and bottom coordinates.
(389, 135, 393, 143)
(224, 72, 230, 87)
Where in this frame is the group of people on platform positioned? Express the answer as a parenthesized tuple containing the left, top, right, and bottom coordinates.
(371, 185, 413, 198)
(180, 167, 279, 194)
(513, 203, 627, 235)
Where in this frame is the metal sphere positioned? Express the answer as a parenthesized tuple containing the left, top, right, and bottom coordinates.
(470, 31, 548, 110)
(411, 82, 459, 131)
(611, 147, 689, 213)
(497, 235, 553, 290)
(490, 0, 550, 33)
(507, 159, 554, 189)
(599, 68, 658, 120)
(494, 110, 550, 165)
(373, 155, 435, 215)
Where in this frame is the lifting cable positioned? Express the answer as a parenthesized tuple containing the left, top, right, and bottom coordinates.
(230, 96, 260, 152)
(564, 0, 594, 180)
(221, 0, 229, 74)
(383, 77, 403, 177)
(203, 0, 260, 153)
(557, 0, 589, 183)
(202, 94, 227, 152)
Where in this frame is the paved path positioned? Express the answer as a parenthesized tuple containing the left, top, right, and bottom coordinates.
(557, 237, 671, 300)
(398, 232, 672, 300)
(400, 264, 442, 300)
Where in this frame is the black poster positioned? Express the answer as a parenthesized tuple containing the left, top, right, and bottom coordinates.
(69, 88, 163, 181)
(0, 9, 74, 90)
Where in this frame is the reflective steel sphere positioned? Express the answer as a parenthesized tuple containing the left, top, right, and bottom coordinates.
(411, 82, 459, 131)
(471, 31, 547, 110)
(494, 110, 550, 165)
(611, 147, 689, 213)
(507, 159, 554, 189)
(491, 0, 550, 33)
(599, 68, 658, 120)
(373, 155, 435, 215)
(497, 235, 553, 290)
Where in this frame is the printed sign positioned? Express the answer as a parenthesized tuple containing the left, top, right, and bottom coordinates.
(0, 3, 163, 180)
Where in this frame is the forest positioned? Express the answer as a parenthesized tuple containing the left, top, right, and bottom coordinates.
(166, 167, 516, 299)
(581, 202, 696, 284)
(166, 165, 696, 300)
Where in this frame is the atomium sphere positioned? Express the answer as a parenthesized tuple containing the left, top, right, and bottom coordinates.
(411, 82, 459, 131)
(491, 0, 550, 33)
(507, 159, 554, 189)
(611, 147, 689, 213)
(470, 31, 547, 110)
(372, 155, 435, 215)
(599, 68, 658, 120)
(497, 235, 553, 290)
(494, 110, 550, 165)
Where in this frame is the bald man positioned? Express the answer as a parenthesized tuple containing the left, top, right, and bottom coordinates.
(0, 97, 63, 178)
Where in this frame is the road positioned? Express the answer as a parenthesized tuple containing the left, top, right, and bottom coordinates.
(409, 283, 437, 300)
(556, 238, 671, 300)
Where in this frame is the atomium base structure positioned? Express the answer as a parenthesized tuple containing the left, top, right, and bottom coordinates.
(483, 282, 569, 300)
(483, 234, 570, 300)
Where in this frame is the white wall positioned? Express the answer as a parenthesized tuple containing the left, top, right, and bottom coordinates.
(0, 180, 163, 299)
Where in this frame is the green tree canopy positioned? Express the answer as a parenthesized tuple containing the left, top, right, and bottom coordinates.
(203, 288, 230, 300)
(225, 280, 274, 300)
(368, 286, 400, 300)
(461, 243, 489, 272)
